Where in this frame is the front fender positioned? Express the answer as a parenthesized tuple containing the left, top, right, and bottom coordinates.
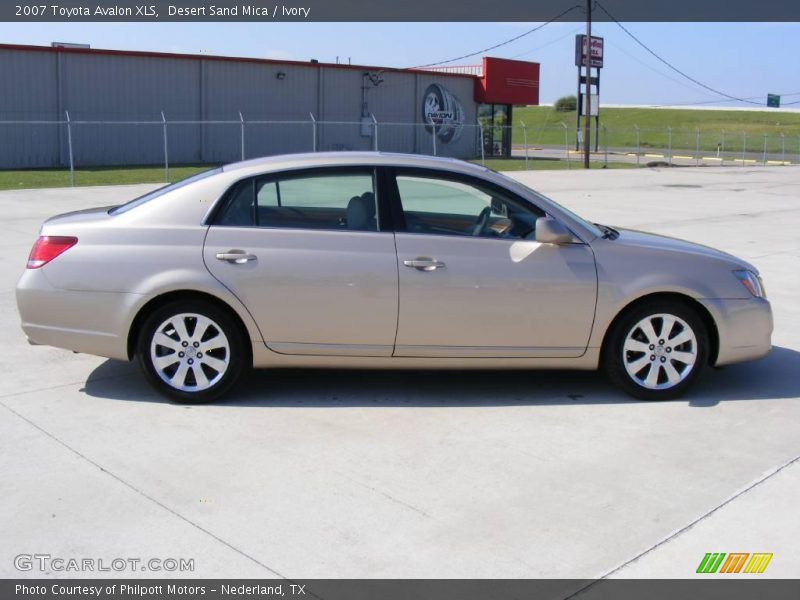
(588, 241, 749, 350)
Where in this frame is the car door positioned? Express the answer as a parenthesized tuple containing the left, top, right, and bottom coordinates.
(204, 167, 398, 356)
(390, 169, 597, 358)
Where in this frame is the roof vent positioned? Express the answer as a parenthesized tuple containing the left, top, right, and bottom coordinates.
(51, 42, 90, 49)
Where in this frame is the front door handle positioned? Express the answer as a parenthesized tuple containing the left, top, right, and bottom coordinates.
(216, 250, 257, 264)
(403, 257, 446, 271)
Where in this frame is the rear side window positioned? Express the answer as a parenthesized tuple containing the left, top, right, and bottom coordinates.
(214, 170, 379, 232)
(217, 180, 255, 226)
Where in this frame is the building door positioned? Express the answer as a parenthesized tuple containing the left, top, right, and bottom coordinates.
(478, 104, 513, 158)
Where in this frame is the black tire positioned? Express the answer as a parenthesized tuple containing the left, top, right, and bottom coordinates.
(137, 300, 247, 403)
(603, 300, 709, 401)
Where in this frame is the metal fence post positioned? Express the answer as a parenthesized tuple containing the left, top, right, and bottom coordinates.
(161, 111, 169, 182)
(65, 110, 74, 187)
(238, 111, 245, 160)
(561, 122, 570, 169)
(429, 117, 437, 156)
(762, 133, 768, 166)
(781, 132, 785, 165)
(741, 132, 747, 166)
(667, 126, 672, 166)
(634, 124, 640, 166)
(477, 121, 484, 165)
(520, 121, 528, 169)
(309, 112, 317, 152)
(371, 113, 378, 151)
(603, 124, 608, 167)
(720, 129, 725, 165)
(695, 127, 700, 166)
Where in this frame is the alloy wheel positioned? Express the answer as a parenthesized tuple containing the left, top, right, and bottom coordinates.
(622, 313, 698, 390)
(149, 313, 230, 392)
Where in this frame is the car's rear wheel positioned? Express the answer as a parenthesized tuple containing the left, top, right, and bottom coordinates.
(137, 300, 246, 403)
(604, 300, 708, 400)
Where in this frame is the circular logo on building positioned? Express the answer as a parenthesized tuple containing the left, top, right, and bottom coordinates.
(422, 84, 464, 144)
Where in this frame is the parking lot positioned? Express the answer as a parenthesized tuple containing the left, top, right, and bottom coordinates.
(1, 166, 798, 579)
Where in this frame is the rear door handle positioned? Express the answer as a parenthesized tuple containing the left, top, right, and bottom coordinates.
(403, 258, 446, 271)
(216, 250, 257, 264)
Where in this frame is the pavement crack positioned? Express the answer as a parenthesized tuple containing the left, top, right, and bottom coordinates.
(0, 399, 287, 579)
(333, 470, 432, 519)
(563, 452, 800, 598)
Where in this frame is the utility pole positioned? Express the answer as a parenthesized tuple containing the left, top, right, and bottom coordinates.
(583, 0, 592, 169)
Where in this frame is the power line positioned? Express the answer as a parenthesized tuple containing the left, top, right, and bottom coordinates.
(606, 32, 800, 107)
(410, 4, 581, 69)
(596, 1, 765, 106)
(603, 35, 722, 99)
(645, 92, 800, 108)
(603, 26, 800, 106)
(509, 25, 584, 60)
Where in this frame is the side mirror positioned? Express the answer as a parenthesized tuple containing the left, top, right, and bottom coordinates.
(535, 216, 573, 244)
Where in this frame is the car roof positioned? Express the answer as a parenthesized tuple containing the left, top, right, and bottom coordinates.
(222, 151, 493, 178)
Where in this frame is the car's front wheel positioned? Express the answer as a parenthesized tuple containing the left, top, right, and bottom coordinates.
(137, 300, 246, 402)
(604, 300, 709, 400)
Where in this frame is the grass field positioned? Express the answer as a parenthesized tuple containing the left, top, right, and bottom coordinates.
(0, 165, 212, 191)
(513, 106, 800, 153)
(0, 159, 636, 191)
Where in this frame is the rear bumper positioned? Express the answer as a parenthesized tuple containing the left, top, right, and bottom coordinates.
(698, 297, 773, 366)
(16, 268, 142, 361)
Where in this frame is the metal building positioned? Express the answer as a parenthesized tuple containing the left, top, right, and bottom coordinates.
(0, 43, 540, 169)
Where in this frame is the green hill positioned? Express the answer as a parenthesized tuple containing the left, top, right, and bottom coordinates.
(513, 106, 800, 153)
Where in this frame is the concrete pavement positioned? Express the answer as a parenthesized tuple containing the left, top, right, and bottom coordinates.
(1, 167, 798, 579)
(511, 145, 797, 167)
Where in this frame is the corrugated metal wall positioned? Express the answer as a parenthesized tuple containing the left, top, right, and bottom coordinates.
(0, 47, 480, 168)
(0, 49, 61, 168)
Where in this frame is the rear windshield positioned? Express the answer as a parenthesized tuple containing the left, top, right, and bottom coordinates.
(108, 168, 222, 215)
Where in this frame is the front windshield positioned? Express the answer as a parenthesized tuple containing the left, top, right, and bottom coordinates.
(108, 167, 222, 215)
(542, 194, 604, 238)
(492, 171, 604, 238)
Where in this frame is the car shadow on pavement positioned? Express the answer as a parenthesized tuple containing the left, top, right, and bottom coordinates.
(82, 346, 800, 408)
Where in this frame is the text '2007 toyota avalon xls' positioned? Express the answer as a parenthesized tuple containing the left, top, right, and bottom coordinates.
(17, 152, 772, 402)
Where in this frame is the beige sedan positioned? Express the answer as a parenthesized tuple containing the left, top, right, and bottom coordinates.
(16, 153, 772, 402)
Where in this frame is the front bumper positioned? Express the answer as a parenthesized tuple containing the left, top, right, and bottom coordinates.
(698, 297, 773, 366)
(16, 268, 142, 361)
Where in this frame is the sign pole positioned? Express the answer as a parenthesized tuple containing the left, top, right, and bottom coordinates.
(583, 0, 592, 169)
(575, 65, 581, 151)
(594, 68, 601, 152)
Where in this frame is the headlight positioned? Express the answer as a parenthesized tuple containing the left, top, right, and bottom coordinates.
(733, 270, 766, 298)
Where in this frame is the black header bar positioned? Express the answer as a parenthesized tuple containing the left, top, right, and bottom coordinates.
(2, 0, 800, 22)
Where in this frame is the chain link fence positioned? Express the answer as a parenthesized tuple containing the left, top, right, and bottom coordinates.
(1, 113, 798, 186)
(513, 123, 800, 168)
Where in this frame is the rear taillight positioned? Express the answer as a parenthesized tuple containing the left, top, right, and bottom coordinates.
(27, 236, 78, 269)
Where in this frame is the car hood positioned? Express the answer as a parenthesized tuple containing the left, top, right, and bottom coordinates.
(611, 227, 757, 273)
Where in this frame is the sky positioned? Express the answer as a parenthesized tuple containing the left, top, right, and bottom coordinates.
(1, 21, 798, 107)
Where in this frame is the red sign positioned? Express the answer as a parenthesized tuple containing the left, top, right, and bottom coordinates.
(474, 57, 540, 105)
(575, 35, 604, 68)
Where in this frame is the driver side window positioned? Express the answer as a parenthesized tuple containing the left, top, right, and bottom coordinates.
(395, 174, 543, 239)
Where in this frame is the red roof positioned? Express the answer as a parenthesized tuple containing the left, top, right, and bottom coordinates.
(0, 42, 477, 79)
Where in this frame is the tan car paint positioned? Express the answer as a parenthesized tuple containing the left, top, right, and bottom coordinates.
(17, 152, 772, 374)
